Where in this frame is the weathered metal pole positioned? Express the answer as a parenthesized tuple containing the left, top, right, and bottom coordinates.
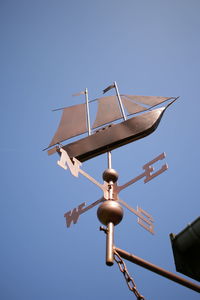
(85, 88, 91, 136)
(114, 247, 200, 293)
(106, 151, 114, 266)
(106, 222, 114, 266)
(114, 81, 127, 121)
(107, 151, 112, 169)
(97, 152, 123, 266)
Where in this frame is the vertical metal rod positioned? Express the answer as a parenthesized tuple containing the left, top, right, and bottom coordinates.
(107, 151, 112, 169)
(106, 151, 114, 265)
(114, 81, 127, 121)
(85, 88, 91, 136)
(106, 222, 114, 266)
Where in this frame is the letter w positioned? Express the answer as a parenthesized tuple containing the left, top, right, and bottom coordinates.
(64, 202, 86, 227)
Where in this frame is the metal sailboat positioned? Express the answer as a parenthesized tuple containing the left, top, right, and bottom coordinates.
(44, 82, 178, 162)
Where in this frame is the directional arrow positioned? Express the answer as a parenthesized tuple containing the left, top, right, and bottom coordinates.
(58, 149, 168, 233)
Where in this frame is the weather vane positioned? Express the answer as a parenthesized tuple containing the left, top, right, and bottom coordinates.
(44, 82, 200, 299)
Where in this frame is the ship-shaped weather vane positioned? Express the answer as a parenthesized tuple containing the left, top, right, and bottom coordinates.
(44, 82, 200, 299)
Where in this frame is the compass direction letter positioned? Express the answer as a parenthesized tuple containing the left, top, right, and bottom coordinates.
(143, 152, 168, 183)
(57, 149, 107, 193)
(64, 202, 86, 227)
(57, 148, 82, 177)
(117, 152, 168, 193)
(118, 199, 154, 234)
(64, 198, 104, 228)
(137, 206, 154, 234)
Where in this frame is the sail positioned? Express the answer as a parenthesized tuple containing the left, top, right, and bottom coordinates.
(123, 95, 172, 108)
(121, 96, 148, 115)
(47, 93, 175, 150)
(91, 94, 173, 130)
(92, 96, 122, 129)
(48, 103, 87, 148)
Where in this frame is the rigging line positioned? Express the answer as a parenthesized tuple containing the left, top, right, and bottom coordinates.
(88, 84, 114, 102)
(122, 94, 150, 109)
(43, 128, 88, 151)
(125, 96, 178, 118)
(51, 95, 178, 111)
(89, 90, 104, 101)
(88, 97, 99, 103)
(123, 95, 175, 108)
(51, 94, 102, 111)
(89, 95, 117, 103)
(42, 143, 63, 152)
(52, 107, 67, 112)
(145, 96, 179, 111)
(88, 89, 109, 103)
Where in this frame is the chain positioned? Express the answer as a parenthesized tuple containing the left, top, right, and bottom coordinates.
(114, 249, 146, 300)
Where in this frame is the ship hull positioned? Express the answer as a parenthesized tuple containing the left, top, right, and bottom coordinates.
(58, 107, 166, 162)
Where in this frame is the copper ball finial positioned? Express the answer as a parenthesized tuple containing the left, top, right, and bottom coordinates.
(102, 168, 119, 183)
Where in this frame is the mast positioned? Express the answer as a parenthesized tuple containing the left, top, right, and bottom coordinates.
(85, 88, 91, 136)
(107, 151, 112, 169)
(114, 82, 127, 121)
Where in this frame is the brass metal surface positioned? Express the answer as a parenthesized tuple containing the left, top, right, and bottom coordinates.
(97, 200, 124, 226)
(102, 168, 119, 183)
(106, 222, 114, 266)
(124, 95, 172, 106)
(59, 149, 167, 232)
(59, 107, 166, 162)
(49, 103, 87, 148)
(46, 84, 182, 297)
(122, 97, 147, 115)
(92, 96, 122, 129)
(114, 247, 200, 293)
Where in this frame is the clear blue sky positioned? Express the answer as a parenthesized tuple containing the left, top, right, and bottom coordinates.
(1, 0, 200, 299)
